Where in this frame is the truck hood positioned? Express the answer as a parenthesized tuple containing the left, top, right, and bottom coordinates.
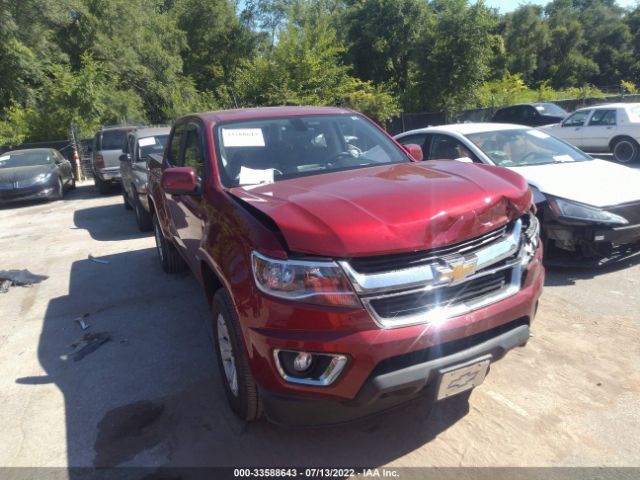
(509, 159, 640, 208)
(229, 161, 531, 258)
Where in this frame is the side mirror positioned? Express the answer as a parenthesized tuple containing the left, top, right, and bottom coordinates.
(161, 167, 199, 195)
(403, 143, 424, 162)
(119, 153, 131, 162)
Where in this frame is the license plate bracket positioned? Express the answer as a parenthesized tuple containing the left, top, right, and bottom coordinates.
(436, 356, 491, 401)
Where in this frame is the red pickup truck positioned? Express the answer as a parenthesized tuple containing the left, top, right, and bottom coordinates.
(147, 106, 544, 425)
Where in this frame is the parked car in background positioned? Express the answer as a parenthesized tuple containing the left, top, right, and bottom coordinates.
(540, 103, 640, 164)
(148, 107, 543, 425)
(120, 127, 170, 231)
(491, 103, 568, 127)
(395, 123, 640, 259)
(91, 126, 137, 193)
(0, 148, 75, 204)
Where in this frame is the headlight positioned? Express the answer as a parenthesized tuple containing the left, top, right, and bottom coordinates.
(251, 252, 360, 308)
(548, 196, 628, 225)
(34, 172, 52, 183)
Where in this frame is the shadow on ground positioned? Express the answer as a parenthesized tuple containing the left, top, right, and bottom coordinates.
(26, 247, 473, 472)
(73, 191, 150, 241)
(544, 249, 640, 286)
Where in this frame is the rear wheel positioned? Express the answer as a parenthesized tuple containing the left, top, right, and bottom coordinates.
(153, 214, 186, 273)
(612, 137, 639, 164)
(95, 175, 110, 194)
(134, 191, 153, 232)
(211, 289, 262, 422)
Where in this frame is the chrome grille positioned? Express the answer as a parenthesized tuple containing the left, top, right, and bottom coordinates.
(340, 213, 537, 329)
(369, 270, 510, 319)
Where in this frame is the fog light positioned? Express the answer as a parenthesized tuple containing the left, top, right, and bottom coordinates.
(293, 352, 313, 372)
(273, 349, 349, 386)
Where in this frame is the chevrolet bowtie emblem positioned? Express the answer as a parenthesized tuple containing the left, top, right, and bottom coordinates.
(434, 255, 478, 284)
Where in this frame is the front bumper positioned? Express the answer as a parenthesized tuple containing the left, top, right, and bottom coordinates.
(0, 185, 55, 204)
(248, 245, 544, 426)
(260, 318, 530, 426)
(545, 220, 640, 255)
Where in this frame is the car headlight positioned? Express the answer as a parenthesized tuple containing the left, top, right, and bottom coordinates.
(251, 252, 360, 308)
(548, 196, 628, 225)
(35, 173, 52, 183)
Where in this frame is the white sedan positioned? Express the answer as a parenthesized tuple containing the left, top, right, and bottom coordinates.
(395, 123, 640, 258)
(540, 102, 640, 164)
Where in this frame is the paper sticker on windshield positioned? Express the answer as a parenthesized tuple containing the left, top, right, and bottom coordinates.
(553, 155, 575, 163)
(138, 137, 156, 147)
(527, 129, 550, 139)
(239, 166, 273, 186)
(222, 128, 265, 147)
(535, 105, 544, 111)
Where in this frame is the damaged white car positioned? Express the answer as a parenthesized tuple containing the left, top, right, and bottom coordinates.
(395, 123, 640, 260)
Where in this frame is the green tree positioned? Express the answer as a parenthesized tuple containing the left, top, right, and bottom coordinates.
(342, 0, 429, 95)
(501, 6, 549, 85)
(234, 2, 398, 122)
(410, 0, 496, 114)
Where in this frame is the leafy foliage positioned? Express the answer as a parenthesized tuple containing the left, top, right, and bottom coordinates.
(2, 0, 640, 144)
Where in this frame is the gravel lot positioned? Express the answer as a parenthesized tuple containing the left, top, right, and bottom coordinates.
(0, 178, 639, 470)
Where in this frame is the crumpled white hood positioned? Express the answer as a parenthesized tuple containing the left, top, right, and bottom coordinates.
(509, 159, 640, 207)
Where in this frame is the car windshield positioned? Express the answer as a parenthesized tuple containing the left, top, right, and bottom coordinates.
(101, 130, 129, 150)
(138, 135, 169, 160)
(533, 103, 567, 116)
(0, 151, 52, 169)
(466, 129, 591, 167)
(215, 114, 408, 187)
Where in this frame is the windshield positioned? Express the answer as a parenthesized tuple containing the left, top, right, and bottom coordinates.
(0, 151, 53, 169)
(100, 130, 129, 150)
(533, 103, 567, 116)
(466, 129, 591, 167)
(214, 114, 408, 187)
(138, 135, 169, 161)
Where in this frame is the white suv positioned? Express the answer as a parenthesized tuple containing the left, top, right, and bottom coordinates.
(541, 103, 640, 163)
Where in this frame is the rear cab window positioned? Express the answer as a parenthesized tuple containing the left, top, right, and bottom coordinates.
(100, 129, 130, 151)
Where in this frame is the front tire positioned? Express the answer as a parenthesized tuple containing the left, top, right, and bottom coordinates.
(51, 177, 63, 201)
(211, 289, 262, 422)
(134, 192, 153, 232)
(612, 137, 639, 164)
(153, 214, 186, 273)
(122, 187, 133, 210)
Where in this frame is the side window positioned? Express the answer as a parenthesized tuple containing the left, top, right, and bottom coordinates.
(182, 124, 205, 178)
(563, 111, 590, 127)
(429, 135, 477, 161)
(521, 106, 537, 120)
(398, 134, 428, 157)
(167, 126, 185, 166)
(588, 109, 616, 126)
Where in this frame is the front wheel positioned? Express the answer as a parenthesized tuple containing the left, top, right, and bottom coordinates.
(153, 214, 186, 273)
(211, 289, 262, 422)
(51, 178, 63, 201)
(134, 192, 153, 232)
(612, 137, 639, 164)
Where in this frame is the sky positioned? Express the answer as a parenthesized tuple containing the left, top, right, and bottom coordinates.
(484, 0, 639, 13)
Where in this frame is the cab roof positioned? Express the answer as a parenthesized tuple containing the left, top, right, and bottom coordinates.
(191, 106, 355, 124)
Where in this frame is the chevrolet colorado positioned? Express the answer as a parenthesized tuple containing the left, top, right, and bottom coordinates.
(148, 106, 544, 425)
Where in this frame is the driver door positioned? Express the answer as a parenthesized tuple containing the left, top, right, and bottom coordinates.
(558, 110, 591, 148)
